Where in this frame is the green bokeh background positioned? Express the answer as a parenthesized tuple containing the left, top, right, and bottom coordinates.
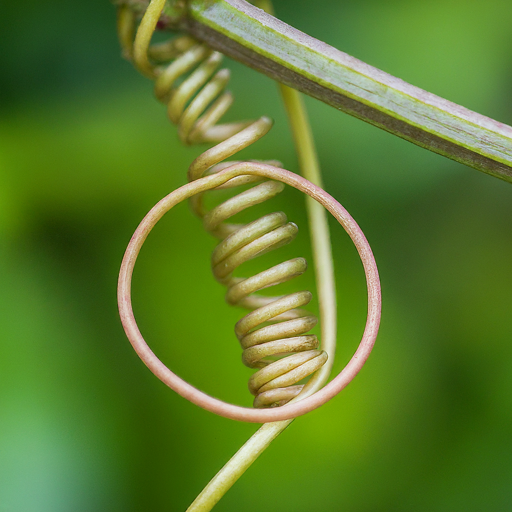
(1, 1, 512, 510)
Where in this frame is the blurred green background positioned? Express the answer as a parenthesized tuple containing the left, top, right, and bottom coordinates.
(1, 0, 512, 510)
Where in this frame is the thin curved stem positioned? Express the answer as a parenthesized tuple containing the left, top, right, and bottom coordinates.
(132, 0, 166, 77)
(185, 97, 337, 511)
(186, 8, 337, 510)
(185, 420, 292, 511)
(278, 84, 337, 393)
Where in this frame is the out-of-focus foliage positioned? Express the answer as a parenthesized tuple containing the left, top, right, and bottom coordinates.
(1, 0, 512, 510)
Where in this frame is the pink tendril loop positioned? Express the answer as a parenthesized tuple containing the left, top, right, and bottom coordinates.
(117, 163, 382, 423)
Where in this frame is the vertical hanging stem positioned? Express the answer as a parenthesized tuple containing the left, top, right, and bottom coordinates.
(185, 2, 338, 510)
(186, 68, 338, 512)
(278, 84, 337, 393)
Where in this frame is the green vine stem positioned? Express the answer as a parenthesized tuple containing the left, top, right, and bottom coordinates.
(113, 0, 512, 182)
(184, 79, 338, 512)
(184, 0, 337, 506)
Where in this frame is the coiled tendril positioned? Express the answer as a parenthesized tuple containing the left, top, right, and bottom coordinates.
(118, 2, 329, 408)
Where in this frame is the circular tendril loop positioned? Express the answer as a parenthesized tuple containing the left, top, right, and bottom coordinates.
(118, 163, 381, 423)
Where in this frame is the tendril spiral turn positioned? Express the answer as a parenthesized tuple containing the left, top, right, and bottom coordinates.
(118, 2, 328, 408)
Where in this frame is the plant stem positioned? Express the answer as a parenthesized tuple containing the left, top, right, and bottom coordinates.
(186, 420, 291, 511)
(186, 6, 337, 511)
(114, 0, 512, 182)
(185, 101, 336, 505)
(277, 84, 337, 393)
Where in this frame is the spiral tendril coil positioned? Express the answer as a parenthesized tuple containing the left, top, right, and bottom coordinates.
(118, 3, 328, 408)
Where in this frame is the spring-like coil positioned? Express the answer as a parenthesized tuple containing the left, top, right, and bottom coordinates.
(118, 4, 328, 408)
